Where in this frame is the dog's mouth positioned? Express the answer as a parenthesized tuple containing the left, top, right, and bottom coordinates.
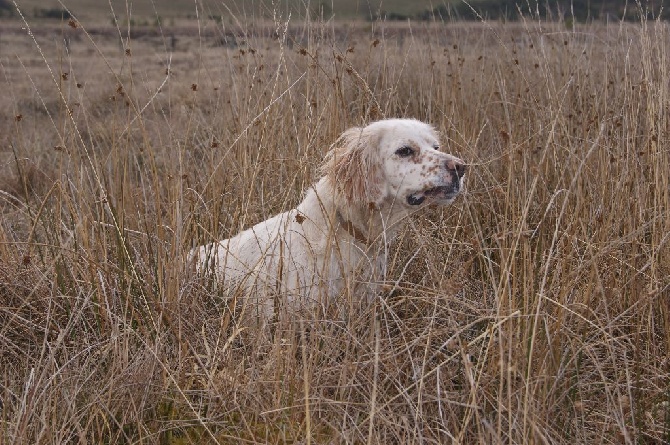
(407, 185, 460, 206)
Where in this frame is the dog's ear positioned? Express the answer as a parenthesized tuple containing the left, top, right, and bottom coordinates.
(321, 126, 384, 206)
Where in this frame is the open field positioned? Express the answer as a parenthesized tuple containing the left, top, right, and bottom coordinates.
(0, 7, 669, 445)
(5, 0, 446, 21)
(5, 0, 661, 23)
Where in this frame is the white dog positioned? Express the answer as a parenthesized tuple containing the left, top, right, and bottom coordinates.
(190, 119, 466, 320)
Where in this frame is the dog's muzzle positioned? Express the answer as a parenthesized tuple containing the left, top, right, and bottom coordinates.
(406, 159, 467, 206)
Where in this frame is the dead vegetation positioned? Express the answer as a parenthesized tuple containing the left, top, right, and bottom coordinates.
(0, 8, 668, 445)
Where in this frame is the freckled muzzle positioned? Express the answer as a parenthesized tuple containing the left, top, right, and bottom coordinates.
(406, 159, 467, 206)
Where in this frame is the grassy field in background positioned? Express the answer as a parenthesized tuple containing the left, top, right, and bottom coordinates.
(8, 0, 444, 20)
(0, 4, 669, 444)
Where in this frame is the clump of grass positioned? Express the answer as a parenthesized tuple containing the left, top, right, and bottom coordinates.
(0, 3, 668, 444)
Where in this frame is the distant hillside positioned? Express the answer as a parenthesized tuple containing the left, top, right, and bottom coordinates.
(3, 0, 666, 22)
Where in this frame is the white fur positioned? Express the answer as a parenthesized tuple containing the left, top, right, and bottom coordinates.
(190, 119, 466, 320)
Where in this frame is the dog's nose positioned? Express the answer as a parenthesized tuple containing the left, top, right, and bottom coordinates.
(446, 159, 467, 177)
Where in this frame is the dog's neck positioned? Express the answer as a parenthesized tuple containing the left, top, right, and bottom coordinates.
(309, 178, 412, 247)
(335, 209, 371, 245)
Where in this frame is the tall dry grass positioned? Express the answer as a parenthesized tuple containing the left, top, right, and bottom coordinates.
(0, 5, 668, 444)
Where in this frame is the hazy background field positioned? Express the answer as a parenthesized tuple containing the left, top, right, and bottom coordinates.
(3, 0, 667, 22)
(5, 0, 443, 21)
(1, 0, 669, 444)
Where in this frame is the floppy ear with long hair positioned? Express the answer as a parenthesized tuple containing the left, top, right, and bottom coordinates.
(321, 126, 384, 206)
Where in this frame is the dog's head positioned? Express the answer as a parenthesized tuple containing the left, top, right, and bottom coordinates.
(323, 118, 466, 209)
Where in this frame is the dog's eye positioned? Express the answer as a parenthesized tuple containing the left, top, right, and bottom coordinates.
(395, 146, 414, 157)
